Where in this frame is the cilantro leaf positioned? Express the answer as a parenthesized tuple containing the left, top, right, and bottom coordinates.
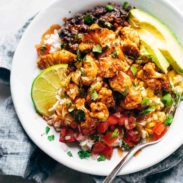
(164, 114, 173, 126)
(78, 150, 91, 159)
(48, 135, 55, 141)
(67, 151, 73, 157)
(91, 90, 98, 101)
(45, 126, 50, 135)
(97, 155, 106, 161)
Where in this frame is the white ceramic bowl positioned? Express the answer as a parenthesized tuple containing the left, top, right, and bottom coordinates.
(11, 0, 183, 176)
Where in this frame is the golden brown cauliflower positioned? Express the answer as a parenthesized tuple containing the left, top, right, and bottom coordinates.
(120, 88, 142, 110)
(37, 50, 76, 69)
(81, 55, 98, 85)
(66, 83, 79, 100)
(109, 71, 132, 94)
(98, 87, 115, 108)
(121, 27, 140, 58)
(71, 70, 81, 85)
(90, 102, 109, 122)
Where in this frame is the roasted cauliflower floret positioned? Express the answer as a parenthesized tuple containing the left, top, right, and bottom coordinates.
(98, 87, 115, 108)
(71, 70, 81, 85)
(90, 77, 103, 92)
(137, 63, 170, 92)
(66, 83, 79, 100)
(121, 27, 140, 58)
(90, 102, 109, 122)
(79, 42, 94, 52)
(37, 50, 76, 69)
(75, 98, 88, 113)
(109, 71, 132, 94)
(81, 55, 98, 85)
(120, 88, 142, 110)
(99, 56, 129, 78)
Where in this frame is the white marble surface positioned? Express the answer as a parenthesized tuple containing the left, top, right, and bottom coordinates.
(0, 0, 183, 183)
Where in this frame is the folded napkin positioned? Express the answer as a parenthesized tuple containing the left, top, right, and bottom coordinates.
(1, 17, 183, 183)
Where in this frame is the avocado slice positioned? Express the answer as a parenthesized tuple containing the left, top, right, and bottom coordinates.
(139, 31, 169, 73)
(129, 8, 183, 73)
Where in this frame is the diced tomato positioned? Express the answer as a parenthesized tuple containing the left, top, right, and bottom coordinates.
(126, 69, 134, 78)
(98, 122, 108, 133)
(118, 116, 128, 126)
(153, 122, 167, 140)
(59, 128, 76, 143)
(124, 116, 136, 130)
(102, 146, 113, 159)
(92, 141, 106, 154)
(123, 137, 135, 148)
(103, 132, 118, 146)
(125, 130, 141, 143)
(106, 115, 118, 125)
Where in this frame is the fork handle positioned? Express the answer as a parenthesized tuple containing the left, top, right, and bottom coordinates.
(103, 143, 148, 183)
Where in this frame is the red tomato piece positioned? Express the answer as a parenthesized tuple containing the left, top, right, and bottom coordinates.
(102, 146, 113, 159)
(103, 132, 118, 146)
(123, 137, 135, 148)
(124, 116, 136, 130)
(126, 130, 141, 143)
(59, 129, 76, 143)
(118, 116, 128, 126)
(153, 122, 165, 136)
(106, 115, 118, 125)
(98, 122, 108, 133)
(92, 141, 106, 154)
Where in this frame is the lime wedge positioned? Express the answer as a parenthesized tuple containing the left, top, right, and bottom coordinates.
(31, 64, 68, 116)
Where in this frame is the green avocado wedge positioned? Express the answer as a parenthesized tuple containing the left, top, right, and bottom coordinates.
(31, 64, 68, 116)
(129, 8, 183, 73)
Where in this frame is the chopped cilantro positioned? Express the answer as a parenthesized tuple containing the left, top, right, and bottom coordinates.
(48, 135, 55, 141)
(105, 4, 114, 11)
(91, 90, 98, 101)
(92, 44, 102, 53)
(45, 126, 50, 135)
(130, 65, 137, 76)
(83, 14, 94, 25)
(111, 49, 118, 58)
(123, 142, 130, 151)
(123, 2, 129, 10)
(80, 67, 85, 75)
(66, 102, 71, 109)
(162, 93, 173, 106)
(121, 87, 129, 96)
(60, 43, 66, 49)
(111, 128, 119, 139)
(40, 45, 46, 53)
(71, 110, 86, 123)
(78, 150, 91, 159)
(77, 50, 82, 61)
(164, 114, 173, 126)
(67, 151, 73, 157)
(140, 106, 154, 116)
(141, 98, 150, 106)
(97, 155, 106, 162)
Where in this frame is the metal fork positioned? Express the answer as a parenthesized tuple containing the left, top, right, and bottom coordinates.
(103, 94, 182, 183)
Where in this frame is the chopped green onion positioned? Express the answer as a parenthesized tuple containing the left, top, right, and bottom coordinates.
(123, 2, 129, 10)
(111, 49, 118, 58)
(130, 65, 137, 76)
(111, 128, 119, 139)
(141, 98, 150, 106)
(83, 14, 94, 24)
(97, 155, 106, 162)
(48, 135, 55, 141)
(78, 150, 91, 159)
(67, 151, 73, 157)
(104, 22, 113, 28)
(92, 44, 102, 53)
(105, 4, 114, 11)
(164, 114, 173, 126)
(45, 126, 50, 135)
(140, 106, 154, 116)
(162, 93, 173, 106)
(91, 90, 98, 101)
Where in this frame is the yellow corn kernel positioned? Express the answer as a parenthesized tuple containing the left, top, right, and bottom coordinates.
(146, 128, 153, 135)
(146, 88, 154, 97)
(146, 122, 156, 128)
